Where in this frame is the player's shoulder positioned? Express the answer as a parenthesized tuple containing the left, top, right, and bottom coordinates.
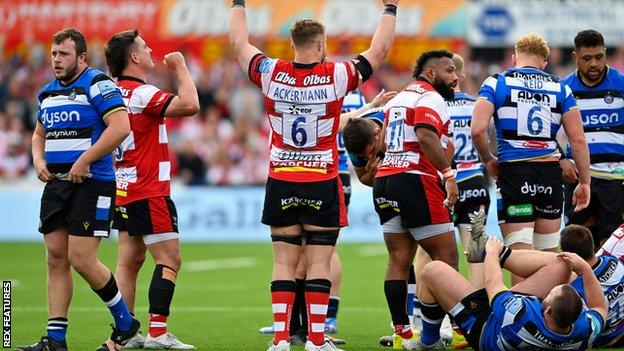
(562, 71, 578, 85)
(38, 79, 60, 101)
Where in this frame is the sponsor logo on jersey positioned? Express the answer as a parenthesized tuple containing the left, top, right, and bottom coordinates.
(507, 204, 533, 217)
(41, 109, 82, 128)
(97, 80, 117, 97)
(581, 112, 619, 126)
(257, 58, 272, 73)
(606, 283, 624, 302)
(522, 141, 549, 149)
(598, 259, 619, 283)
(274, 72, 296, 85)
(303, 75, 331, 86)
(521, 182, 552, 196)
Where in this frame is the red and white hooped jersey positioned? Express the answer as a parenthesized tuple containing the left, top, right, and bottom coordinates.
(114, 76, 175, 206)
(598, 224, 624, 262)
(248, 54, 360, 182)
(376, 81, 451, 179)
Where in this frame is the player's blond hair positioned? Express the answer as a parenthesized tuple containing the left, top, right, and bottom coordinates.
(452, 54, 465, 76)
(515, 34, 550, 60)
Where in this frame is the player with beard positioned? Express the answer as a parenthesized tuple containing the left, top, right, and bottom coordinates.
(17, 28, 139, 351)
(558, 30, 624, 248)
(471, 34, 591, 285)
(367, 50, 459, 350)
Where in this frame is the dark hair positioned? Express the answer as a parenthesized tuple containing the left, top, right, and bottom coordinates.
(289, 19, 325, 48)
(52, 27, 87, 55)
(550, 285, 583, 328)
(343, 118, 375, 155)
(412, 50, 453, 79)
(574, 30, 605, 50)
(560, 224, 594, 260)
(104, 29, 140, 78)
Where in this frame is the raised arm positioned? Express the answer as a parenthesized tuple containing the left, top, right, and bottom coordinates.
(228, 1, 262, 71)
(357, 0, 399, 73)
(162, 52, 200, 117)
(558, 252, 608, 321)
(338, 89, 396, 131)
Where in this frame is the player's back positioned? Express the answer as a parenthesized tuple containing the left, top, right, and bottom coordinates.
(114, 78, 175, 205)
(562, 67, 624, 178)
(376, 81, 450, 179)
(570, 253, 624, 347)
(479, 67, 577, 163)
(447, 91, 481, 181)
(481, 291, 602, 350)
(247, 55, 360, 182)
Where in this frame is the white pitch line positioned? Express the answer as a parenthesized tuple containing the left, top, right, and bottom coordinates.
(184, 257, 257, 271)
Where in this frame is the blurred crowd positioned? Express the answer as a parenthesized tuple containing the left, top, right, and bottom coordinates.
(2, 42, 624, 185)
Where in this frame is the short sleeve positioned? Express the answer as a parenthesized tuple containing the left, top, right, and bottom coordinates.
(334, 61, 361, 98)
(561, 83, 578, 114)
(344, 61, 361, 93)
(136, 84, 175, 118)
(413, 93, 446, 135)
(89, 74, 126, 119)
(584, 309, 605, 345)
(248, 54, 276, 89)
(478, 74, 499, 105)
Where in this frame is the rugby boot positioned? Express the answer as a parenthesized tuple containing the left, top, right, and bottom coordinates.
(143, 333, 195, 350)
(96, 317, 141, 351)
(304, 339, 344, 351)
(124, 331, 145, 349)
(467, 208, 488, 263)
(16, 336, 68, 351)
(266, 340, 290, 351)
(402, 337, 446, 351)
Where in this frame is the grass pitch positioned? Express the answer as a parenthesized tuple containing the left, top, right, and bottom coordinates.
(2, 242, 619, 350)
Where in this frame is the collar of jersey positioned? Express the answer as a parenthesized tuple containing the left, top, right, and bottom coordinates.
(293, 61, 319, 69)
(117, 75, 146, 84)
(59, 67, 89, 87)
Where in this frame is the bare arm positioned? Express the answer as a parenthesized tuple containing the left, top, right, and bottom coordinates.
(228, 4, 262, 71)
(471, 99, 495, 164)
(338, 89, 396, 131)
(417, 126, 458, 208)
(354, 156, 382, 186)
(68, 109, 130, 183)
(561, 109, 590, 185)
(163, 52, 200, 117)
(32, 123, 53, 182)
(483, 238, 508, 303)
(358, 0, 398, 72)
(558, 252, 608, 321)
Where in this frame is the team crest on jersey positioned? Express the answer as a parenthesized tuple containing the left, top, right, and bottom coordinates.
(604, 93, 614, 104)
(68, 89, 76, 100)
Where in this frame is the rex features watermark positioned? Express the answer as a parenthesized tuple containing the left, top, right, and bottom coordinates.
(3, 280, 10, 348)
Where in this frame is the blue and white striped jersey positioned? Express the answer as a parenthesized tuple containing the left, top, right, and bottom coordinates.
(570, 254, 624, 347)
(338, 89, 366, 173)
(446, 91, 483, 182)
(481, 290, 604, 350)
(478, 67, 578, 162)
(37, 67, 126, 182)
(562, 67, 624, 180)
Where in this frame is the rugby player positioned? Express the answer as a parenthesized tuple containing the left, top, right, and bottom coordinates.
(17, 28, 139, 351)
(347, 49, 460, 350)
(228, 0, 398, 350)
(104, 30, 199, 349)
(560, 224, 624, 348)
(446, 53, 489, 288)
(418, 236, 607, 351)
(599, 224, 624, 260)
(559, 30, 624, 248)
(471, 34, 591, 285)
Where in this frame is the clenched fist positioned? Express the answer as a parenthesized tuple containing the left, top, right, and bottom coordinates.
(163, 52, 187, 70)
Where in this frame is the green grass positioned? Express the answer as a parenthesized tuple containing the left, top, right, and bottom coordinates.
(1, 242, 619, 350)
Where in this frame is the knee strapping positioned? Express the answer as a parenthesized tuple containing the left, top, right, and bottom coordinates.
(504, 228, 533, 247)
(305, 230, 339, 246)
(533, 231, 560, 251)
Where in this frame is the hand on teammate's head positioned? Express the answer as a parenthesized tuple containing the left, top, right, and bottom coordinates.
(163, 52, 187, 70)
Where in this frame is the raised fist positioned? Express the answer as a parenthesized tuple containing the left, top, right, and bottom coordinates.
(163, 52, 187, 70)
